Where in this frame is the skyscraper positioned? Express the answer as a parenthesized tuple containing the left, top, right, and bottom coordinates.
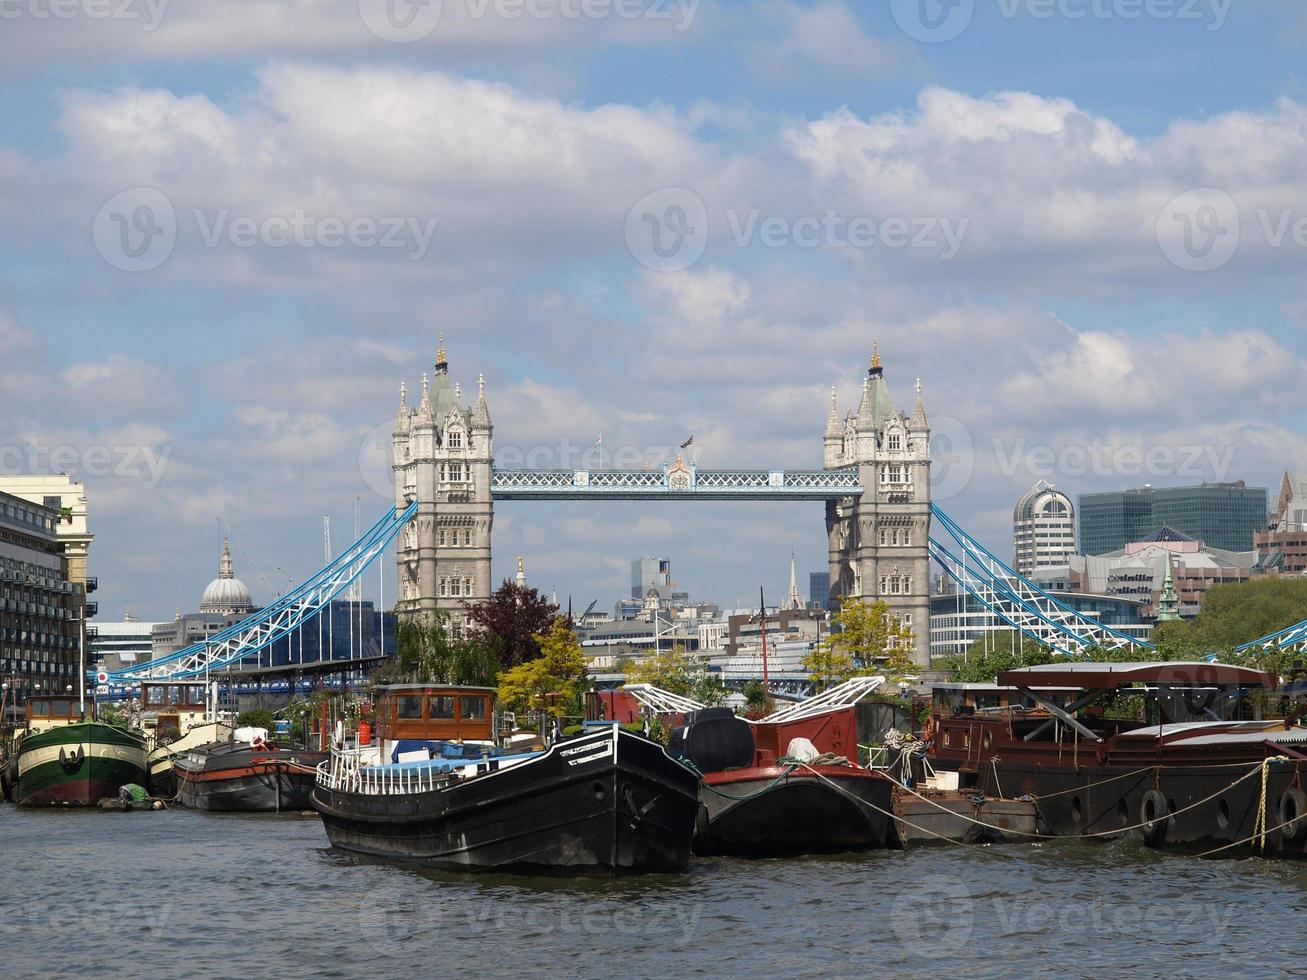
(1078, 482, 1268, 556)
(630, 557, 672, 600)
(1012, 480, 1077, 576)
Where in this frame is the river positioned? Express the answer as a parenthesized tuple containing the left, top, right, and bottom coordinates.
(2, 804, 1301, 978)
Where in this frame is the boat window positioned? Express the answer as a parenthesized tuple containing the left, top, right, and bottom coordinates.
(429, 695, 455, 720)
(460, 696, 486, 721)
(49, 700, 72, 719)
(146, 687, 166, 706)
(397, 695, 424, 720)
(168, 686, 185, 705)
(188, 685, 205, 705)
(30, 699, 50, 717)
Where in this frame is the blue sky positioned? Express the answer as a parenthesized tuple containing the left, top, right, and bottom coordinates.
(2, 0, 1307, 621)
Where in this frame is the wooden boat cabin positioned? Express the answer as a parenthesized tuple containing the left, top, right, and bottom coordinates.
(931, 682, 1081, 717)
(23, 695, 86, 734)
(140, 681, 208, 746)
(373, 685, 496, 760)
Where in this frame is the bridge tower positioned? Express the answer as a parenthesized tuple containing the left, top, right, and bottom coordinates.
(824, 344, 932, 665)
(392, 337, 494, 633)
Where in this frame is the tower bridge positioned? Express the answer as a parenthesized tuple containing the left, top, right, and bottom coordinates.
(392, 340, 934, 664)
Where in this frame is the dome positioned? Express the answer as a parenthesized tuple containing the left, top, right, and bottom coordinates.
(200, 538, 255, 615)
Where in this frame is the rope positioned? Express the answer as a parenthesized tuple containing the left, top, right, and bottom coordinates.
(1193, 814, 1299, 858)
(1025, 766, 1155, 800)
(892, 759, 1273, 841)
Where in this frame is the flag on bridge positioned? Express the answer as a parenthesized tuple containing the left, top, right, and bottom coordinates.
(680, 435, 694, 449)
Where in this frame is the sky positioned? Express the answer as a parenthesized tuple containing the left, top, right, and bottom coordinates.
(3, 0, 1307, 621)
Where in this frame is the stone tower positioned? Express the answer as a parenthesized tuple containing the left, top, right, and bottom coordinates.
(392, 337, 494, 634)
(823, 344, 932, 666)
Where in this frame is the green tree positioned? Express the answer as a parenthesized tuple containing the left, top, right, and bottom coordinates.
(383, 614, 501, 686)
(804, 596, 916, 688)
(496, 617, 588, 720)
(741, 679, 773, 718)
(236, 708, 276, 732)
(626, 646, 726, 706)
(943, 631, 1063, 684)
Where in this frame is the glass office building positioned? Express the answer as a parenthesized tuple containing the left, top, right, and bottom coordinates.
(1078, 482, 1268, 555)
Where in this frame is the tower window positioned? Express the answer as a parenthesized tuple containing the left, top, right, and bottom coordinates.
(448, 429, 463, 449)
(888, 433, 902, 452)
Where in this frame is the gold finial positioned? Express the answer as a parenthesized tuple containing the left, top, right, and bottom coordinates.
(437, 333, 447, 363)
(517, 555, 524, 574)
(870, 340, 881, 370)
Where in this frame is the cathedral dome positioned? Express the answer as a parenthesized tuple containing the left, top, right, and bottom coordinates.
(200, 538, 255, 615)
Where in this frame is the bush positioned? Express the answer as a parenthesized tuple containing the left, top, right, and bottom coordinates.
(235, 708, 275, 733)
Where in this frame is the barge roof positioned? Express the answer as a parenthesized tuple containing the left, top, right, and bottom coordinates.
(995, 661, 1276, 690)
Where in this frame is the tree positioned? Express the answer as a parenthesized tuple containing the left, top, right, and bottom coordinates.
(466, 580, 560, 668)
(626, 646, 726, 707)
(496, 617, 588, 720)
(383, 614, 501, 687)
(805, 596, 916, 688)
(741, 679, 773, 719)
(943, 631, 1063, 684)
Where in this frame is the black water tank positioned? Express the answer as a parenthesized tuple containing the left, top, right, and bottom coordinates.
(669, 709, 755, 774)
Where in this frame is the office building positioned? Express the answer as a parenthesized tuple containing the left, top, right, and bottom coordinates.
(0, 491, 83, 720)
(630, 557, 672, 600)
(1012, 480, 1076, 576)
(809, 572, 831, 611)
(1254, 472, 1307, 576)
(1078, 482, 1268, 555)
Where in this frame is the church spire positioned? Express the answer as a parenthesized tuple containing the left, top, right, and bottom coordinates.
(219, 538, 234, 579)
(786, 548, 800, 610)
(1157, 553, 1181, 622)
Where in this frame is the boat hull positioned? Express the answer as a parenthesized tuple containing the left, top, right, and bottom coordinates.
(695, 765, 896, 856)
(15, 723, 148, 807)
(176, 743, 325, 812)
(983, 760, 1307, 856)
(313, 729, 700, 874)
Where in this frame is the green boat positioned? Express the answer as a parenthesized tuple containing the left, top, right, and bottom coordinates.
(12, 696, 148, 806)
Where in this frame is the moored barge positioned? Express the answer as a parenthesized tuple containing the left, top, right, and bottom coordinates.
(929, 661, 1307, 856)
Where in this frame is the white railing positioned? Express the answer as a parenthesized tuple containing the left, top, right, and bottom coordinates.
(316, 748, 452, 796)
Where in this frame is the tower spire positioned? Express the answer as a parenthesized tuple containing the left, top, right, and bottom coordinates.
(870, 340, 882, 372)
(219, 538, 234, 579)
(787, 548, 800, 610)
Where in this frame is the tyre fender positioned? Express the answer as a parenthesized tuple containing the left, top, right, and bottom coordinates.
(1139, 789, 1170, 847)
(1278, 787, 1307, 841)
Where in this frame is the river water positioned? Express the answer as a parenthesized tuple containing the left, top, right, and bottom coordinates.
(2, 804, 1302, 978)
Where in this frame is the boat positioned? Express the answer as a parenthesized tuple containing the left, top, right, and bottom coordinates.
(175, 730, 326, 812)
(11, 695, 148, 806)
(138, 679, 233, 797)
(928, 661, 1307, 856)
(312, 684, 701, 873)
(673, 705, 897, 856)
